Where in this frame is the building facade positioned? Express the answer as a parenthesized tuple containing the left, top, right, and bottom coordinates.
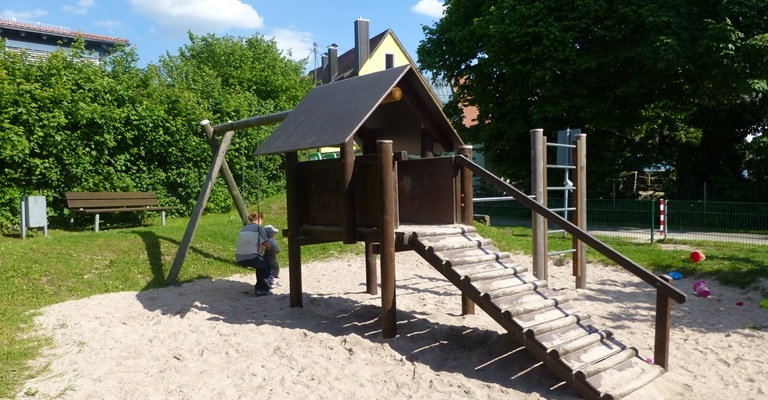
(0, 17, 129, 63)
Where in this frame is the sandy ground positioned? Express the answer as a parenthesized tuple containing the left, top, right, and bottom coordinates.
(15, 251, 768, 400)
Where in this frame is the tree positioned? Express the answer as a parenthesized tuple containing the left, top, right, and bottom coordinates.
(0, 32, 312, 229)
(157, 33, 314, 209)
(418, 0, 768, 197)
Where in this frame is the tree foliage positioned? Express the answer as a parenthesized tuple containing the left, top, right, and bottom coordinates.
(0, 33, 312, 230)
(418, 0, 768, 197)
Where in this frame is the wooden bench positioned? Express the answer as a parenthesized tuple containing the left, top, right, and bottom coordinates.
(65, 192, 176, 232)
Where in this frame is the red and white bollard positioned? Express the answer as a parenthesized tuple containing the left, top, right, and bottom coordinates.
(659, 199, 667, 239)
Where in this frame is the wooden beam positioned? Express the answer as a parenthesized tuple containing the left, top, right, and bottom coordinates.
(201, 121, 248, 225)
(211, 110, 290, 135)
(286, 151, 303, 308)
(573, 134, 587, 289)
(531, 129, 547, 281)
(454, 155, 687, 304)
(458, 145, 475, 315)
(167, 129, 235, 284)
(365, 242, 377, 295)
(342, 139, 356, 244)
(378, 140, 397, 338)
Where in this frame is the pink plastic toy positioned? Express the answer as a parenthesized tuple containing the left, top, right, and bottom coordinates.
(693, 280, 710, 298)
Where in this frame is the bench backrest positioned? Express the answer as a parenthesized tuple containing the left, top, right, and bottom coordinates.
(65, 192, 161, 209)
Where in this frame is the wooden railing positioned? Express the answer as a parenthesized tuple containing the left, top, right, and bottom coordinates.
(454, 155, 687, 369)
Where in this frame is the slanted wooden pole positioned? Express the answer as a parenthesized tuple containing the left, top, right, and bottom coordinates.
(378, 140, 397, 338)
(201, 121, 249, 225)
(166, 111, 289, 284)
(167, 129, 236, 284)
(212, 110, 291, 135)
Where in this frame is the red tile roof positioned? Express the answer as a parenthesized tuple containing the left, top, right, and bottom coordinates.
(0, 17, 129, 44)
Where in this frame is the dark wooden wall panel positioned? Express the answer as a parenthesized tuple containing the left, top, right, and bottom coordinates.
(397, 157, 456, 224)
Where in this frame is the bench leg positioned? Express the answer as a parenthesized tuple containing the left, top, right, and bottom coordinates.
(161, 211, 166, 226)
(94, 214, 100, 232)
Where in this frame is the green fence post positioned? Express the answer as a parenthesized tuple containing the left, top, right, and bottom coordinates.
(650, 198, 656, 244)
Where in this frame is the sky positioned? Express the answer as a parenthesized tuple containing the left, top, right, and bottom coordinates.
(2, 0, 445, 69)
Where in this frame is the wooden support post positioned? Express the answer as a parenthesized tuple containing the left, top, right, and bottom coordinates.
(573, 134, 587, 289)
(458, 145, 475, 315)
(458, 145, 474, 226)
(378, 140, 397, 338)
(341, 139, 357, 244)
(167, 129, 236, 284)
(531, 129, 547, 281)
(654, 275, 672, 369)
(420, 129, 434, 158)
(201, 121, 249, 225)
(285, 151, 303, 308)
(365, 242, 378, 295)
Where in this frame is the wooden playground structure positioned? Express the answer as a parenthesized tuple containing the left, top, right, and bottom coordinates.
(167, 65, 687, 400)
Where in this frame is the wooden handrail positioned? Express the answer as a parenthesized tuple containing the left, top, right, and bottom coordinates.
(454, 155, 687, 304)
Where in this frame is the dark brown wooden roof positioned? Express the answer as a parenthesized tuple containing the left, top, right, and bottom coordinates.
(255, 65, 463, 156)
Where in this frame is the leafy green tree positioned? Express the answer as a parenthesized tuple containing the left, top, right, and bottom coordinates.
(0, 32, 311, 230)
(157, 33, 313, 211)
(418, 0, 768, 197)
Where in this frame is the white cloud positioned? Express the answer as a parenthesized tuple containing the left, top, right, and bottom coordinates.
(62, 0, 96, 15)
(270, 28, 314, 62)
(0, 9, 48, 20)
(128, 0, 264, 37)
(411, 0, 445, 19)
(94, 19, 122, 33)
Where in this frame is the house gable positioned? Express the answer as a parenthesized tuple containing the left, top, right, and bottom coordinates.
(359, 31, 414, 76)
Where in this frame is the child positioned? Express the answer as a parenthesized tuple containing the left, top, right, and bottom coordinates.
(262, 225, 282, 288)
(235, 212, 272, 296)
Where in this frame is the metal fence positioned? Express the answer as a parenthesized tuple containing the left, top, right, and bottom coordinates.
(474, 198, 768, 246)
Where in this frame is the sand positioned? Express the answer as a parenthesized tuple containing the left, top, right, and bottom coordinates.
(15, 251, 768, 399)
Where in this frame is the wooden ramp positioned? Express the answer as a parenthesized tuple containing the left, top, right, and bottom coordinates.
(400, 224, 665, 400)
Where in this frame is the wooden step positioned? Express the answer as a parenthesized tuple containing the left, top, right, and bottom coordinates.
(585, 355, 666, 400)
(448, 251, 513, 267)
(529, 317, 599, 349)
(510, 302, 577, 330)
(525, 313, 591, 338)
(436, 245, 503, 260)
(409, 225, 476, 238)
(456, 263, 528, 282)
(575, 347, 638, 380)
(451, 259, 527, 278)
(419, 235, 492, 251)
(492, 287, 564, 311)
(482, 280, 548, 302)
(553, 332, 626, 372)
(470, 272, 539, 294)
(501, 297, 567, 319)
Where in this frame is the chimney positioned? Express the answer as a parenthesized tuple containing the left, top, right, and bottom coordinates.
(321, 53, 328, 69)
(328, 44, 338, 83)
(354, 18, 370, 77)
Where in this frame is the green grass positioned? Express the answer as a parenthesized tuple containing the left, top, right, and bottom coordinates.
(0, 193, 358, 398)
(476, 223, 768, 290)
(3, 195, 768, 398)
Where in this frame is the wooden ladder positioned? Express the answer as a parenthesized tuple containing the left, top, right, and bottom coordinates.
(405, 224, 665, 400)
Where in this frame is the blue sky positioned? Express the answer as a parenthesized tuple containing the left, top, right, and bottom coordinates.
(2, 0, 445, 69)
